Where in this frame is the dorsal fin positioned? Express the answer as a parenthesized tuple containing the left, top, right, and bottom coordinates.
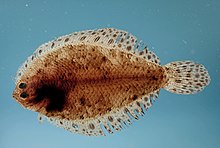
(138, 47, 160, 65)
(15, 28, 160, 83)
(41, 89, 160, 136)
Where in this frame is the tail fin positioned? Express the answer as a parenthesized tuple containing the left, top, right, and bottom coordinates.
(163, 61, 210, 94)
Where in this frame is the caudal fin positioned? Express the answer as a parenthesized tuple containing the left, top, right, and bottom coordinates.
(163, 61, 211, 94)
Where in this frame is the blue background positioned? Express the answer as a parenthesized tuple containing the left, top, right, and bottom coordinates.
(0, 0, 219, 148)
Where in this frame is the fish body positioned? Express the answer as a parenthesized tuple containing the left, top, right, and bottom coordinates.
(13, 28, 210, 136)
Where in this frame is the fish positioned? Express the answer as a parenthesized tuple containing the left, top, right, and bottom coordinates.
(12, 28, 211, 136)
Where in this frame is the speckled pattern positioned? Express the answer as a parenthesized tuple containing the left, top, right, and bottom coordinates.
(13, 44, 166, 120)
(1, 0, 219, 146)
(12, 27, 211, 136)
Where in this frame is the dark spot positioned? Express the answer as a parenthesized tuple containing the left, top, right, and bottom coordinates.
(108, 116, 114, 122)
(34, 85, 66, 112)
(20, 92, 29, 98)
(127, 53, 132, 59)
(186, 73, 191, 77)
(80, 36, 86, 41)
(51, 42, 55, 48)
(136, 101, 141, 107)
(31, 56, 34, 60)
(152, 76, 158, 81)
(85, 66, 89, 70)
(25, 64, 27, 68)
(117, 118, 122, 123)
(108, 39, 114, 44)
(79, 97, 86, 106)
(72, 123, 78, 128)
(19, 83, 27, 89)
(94, 36, 100, 42)
(195, 73, 200, 78)
(175, 79, 182, 83)
(139, 51, 144, 55)
(127, 46, 132, 51)
(189, 89, 194, 92)
(132, 95, 138, 100)
(101, 56, 107, 62)
(80, 115, 84, 119)
(64, 38, 69, 42)
(39, 50, 42, 54)
(89, 123, 95, 130)
(88, 47, 95, 52)
(182, 85, 187, 89)
(60, 121, 63, 125)
(107, 107, 111, 112)
(176, 69, 180, 73)
(135, 109, 139, 113)
(196, 83, 202, 87)
(144, 97, 149, 102)
(185, 90, 190, 93)
(147, 55, 151, 59)
(124, 107, 129, 114)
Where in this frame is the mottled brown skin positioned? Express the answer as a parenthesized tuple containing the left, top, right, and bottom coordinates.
(13, 44, 168, 120)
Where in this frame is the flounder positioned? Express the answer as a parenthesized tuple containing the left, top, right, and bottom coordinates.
(12, 28, 210, 136)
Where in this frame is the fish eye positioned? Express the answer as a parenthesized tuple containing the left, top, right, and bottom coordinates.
(19, 82, 27, 89)
(20, 92, 29, 98)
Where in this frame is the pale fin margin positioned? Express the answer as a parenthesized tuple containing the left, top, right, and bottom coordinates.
(40, 90, 159, 136)
(16, 28, 160, 83)
(163, 61, 211, 94)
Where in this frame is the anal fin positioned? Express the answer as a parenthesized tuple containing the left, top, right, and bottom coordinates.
(41, 90, 160, 136)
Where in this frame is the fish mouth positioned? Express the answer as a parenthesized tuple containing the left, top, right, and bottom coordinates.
(12, 90, 17, 99)
(12, 89, 25, 102)
(12, 88, 41, 111)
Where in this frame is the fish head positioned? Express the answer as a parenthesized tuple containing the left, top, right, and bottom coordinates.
(12, 75, 51, 113)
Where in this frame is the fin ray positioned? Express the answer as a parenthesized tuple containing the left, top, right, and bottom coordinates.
(164, 61, 211, 94)
(15, 28, 160, 82)
(42, 90, 159, 136)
